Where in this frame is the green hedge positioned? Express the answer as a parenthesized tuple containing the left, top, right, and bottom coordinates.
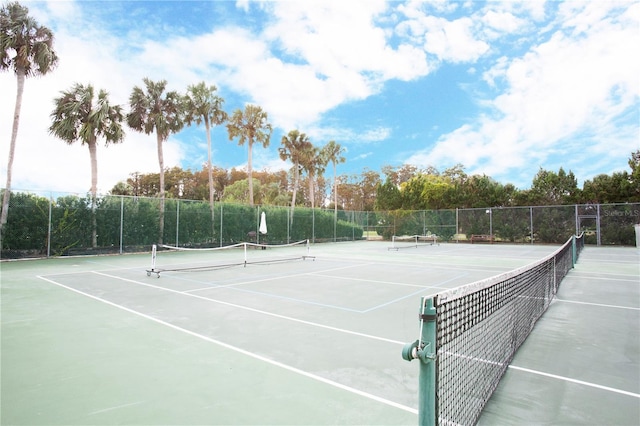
(0, 192, 364, 257)
(1, 190, 637, 258)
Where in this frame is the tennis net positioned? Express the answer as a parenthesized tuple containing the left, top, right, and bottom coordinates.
(403, 234, 584, 425)
(389, 234, 439, 250)
(146, 239, 314, 277)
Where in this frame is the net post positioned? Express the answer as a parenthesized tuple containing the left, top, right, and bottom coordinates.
(402, 296, 437, 426)
(572, 235, 577, 268)
(243, 242, 247, 267)
(151, 244, 157, 271)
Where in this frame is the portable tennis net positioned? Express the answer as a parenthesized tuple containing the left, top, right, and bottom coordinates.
(402, 234, 584, 426)
(146, 239, 314, 277)
(389, 234, 439, 250)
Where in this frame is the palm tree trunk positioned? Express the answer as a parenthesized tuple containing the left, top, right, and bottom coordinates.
(88, 139, 98, 248)
(205, 120, 215, 240)
(157, 133, 165, 245)
(247, 139, 254, 206)
(0, 70, 25, 235)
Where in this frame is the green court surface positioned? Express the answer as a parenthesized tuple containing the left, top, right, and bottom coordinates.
(1, 241, 638, 425)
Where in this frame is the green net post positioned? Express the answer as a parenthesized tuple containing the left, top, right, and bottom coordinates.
(402, 296, 437, 426)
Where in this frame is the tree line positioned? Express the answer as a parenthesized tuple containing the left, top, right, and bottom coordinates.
(375, 152, 640, 211)
(109, 150, 640, 212)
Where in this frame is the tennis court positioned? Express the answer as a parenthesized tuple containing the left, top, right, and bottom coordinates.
(1, 240, 638, 425)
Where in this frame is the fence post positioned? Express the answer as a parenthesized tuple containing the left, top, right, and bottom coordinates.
(119, 196, 124, 254)
(333, 206, 337, 242)
(455, 208, 459, 243)
(176, 200, 180, 247)
(423, 210, 426, 236)
(596, 204, 602, 246)
(352, 211, 355, 241)
(219, 203, 224, 247)
(288, 206, 293, 243)
(47, 192, 53, 258)
(530, 206, 534, 244)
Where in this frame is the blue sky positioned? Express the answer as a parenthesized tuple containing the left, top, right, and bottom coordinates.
(1, 0, 638, 195)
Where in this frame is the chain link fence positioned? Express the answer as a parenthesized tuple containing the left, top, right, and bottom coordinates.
(1, 190, 638, 258)
(362, 204, 639, 246)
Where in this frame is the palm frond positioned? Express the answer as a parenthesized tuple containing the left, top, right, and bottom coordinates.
(0, 2, 58, 76)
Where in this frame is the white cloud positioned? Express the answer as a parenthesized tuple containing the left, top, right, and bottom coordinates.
(395, 4, 491, 63)
(235, 0, 250, 14)
(43, 0, 79, 21)
(481, 10, 527, 35)
(0, 72, 184, 194)
(354, 152, 373, 161)
(361, 127, 392, 142)
(305, 125, 391, 148)
(423, 16, 489, 62)
(405, 2, 639, 187)
(396, 1, 549, 64)
(398, 0, 459, 17)
(123, 1, 430, 133)
(0, 5, 186, 194)
(262, 1, 431, 103)
(495, 1, 548, 22)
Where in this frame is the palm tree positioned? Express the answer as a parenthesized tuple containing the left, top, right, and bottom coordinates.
(183, 82, 227, 237)
(321, 140, 346, 236)
(49, 83, 124, 247)
(300, 143, 324, 209)
(278, 130, 312, 224)
(0, 1, 58, 235)
(127, 78, 184, 245)
(226, 104, 272, 206)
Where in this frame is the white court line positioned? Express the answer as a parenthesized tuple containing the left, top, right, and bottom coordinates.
(563, 274, 639, 282)
(184, 262, 375, 293)
(443, 351, 640, 399)
(311, 272, 470, 291)
(91, 271, 405, 345)
(36, 275, 417, 415)
(174, 264, 446, 313)
(360, 274, 470, 313)
(554, 298, 640, 311)
(315, 256, 517, 282)
(508, 365, 640, 399)
(311, 273, 435, 289)
(88, 401, 145, 416)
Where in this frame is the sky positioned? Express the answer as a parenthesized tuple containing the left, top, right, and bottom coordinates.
(1, 0, 639, 196)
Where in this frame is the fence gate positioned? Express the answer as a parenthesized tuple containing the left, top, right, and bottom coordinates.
(576, 204, 601, 246)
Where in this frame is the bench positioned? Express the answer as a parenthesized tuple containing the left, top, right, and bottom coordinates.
(470, 234, 494, 244)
